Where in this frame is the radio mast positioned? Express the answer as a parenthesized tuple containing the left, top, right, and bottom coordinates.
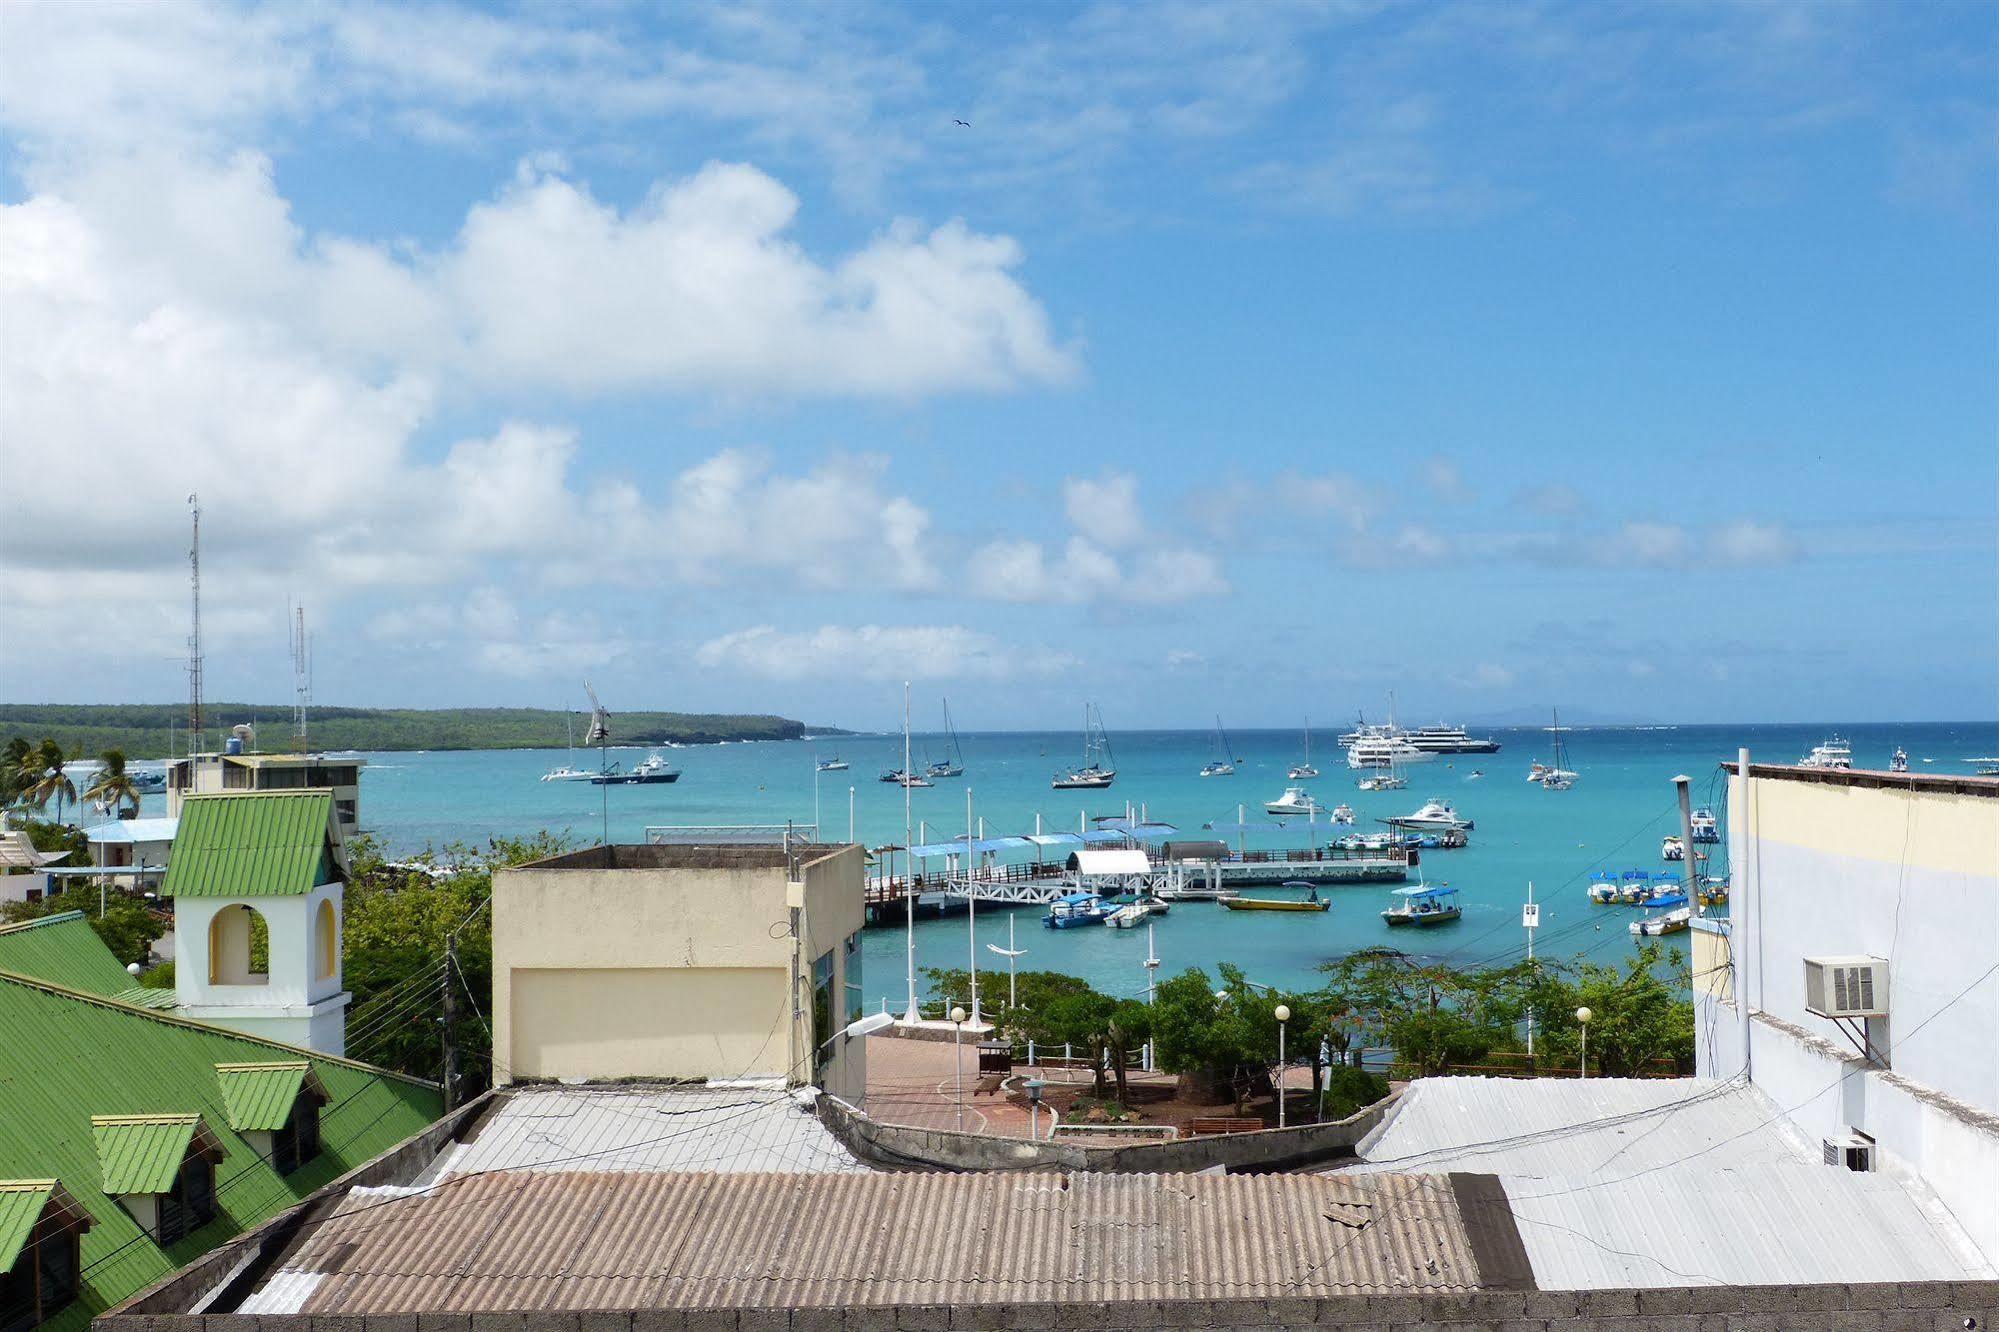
(187, 495, 204, 758)
(289, 600, 312, 753)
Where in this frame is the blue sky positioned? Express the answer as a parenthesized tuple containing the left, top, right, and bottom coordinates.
(0, 0, 1993, 729)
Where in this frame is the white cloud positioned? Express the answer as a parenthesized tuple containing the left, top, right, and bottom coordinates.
(1618, 520, 1693, 566)
(694, 625, 1072, 682)
(1711, 519, 1800, 566)
(1420, 455, 1471, 503)
(1516, 482, 1585, 516)
(1063, 471, 1146, 548)
(1282, 471, 1377, 533)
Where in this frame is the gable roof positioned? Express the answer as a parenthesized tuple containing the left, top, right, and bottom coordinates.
(0, 1180, 90, 1270)
(90, 1116, 222, 1195)
(0, 968, 441, 1331)
(0, 913, 177, 1011)
(160, 792, 338, 898)
(215, 1063, 326, 1132)
(82, 818, 180, 845)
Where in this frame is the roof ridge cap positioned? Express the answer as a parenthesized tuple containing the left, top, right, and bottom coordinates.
(0, 911, 89, 935)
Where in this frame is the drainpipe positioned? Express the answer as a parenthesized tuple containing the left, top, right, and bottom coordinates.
(1737, 747, 1754, 1082)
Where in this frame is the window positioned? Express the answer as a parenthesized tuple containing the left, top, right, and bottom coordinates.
(314, 898, 338, 981)
(156, 1154, 216, 1245)
(271, 1095, 323, 1177)
(811, 950, 835, 1075)
(206, 904, 269, 985)
(843, 931, 865, 1024)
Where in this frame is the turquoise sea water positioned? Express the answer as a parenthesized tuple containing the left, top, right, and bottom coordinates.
(179, 722, 1999, 1010)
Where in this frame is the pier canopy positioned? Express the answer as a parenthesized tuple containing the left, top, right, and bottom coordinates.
(1092, 817, 1177, 838)
(1065, 849, 1151, 876)
(906, 835, 1031, 858)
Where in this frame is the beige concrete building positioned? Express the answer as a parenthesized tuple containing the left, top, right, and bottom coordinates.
(492, 842, 867, 1102)
(168, 750, 365, 841)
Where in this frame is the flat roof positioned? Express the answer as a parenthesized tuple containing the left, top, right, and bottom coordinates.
(1723, 760, 1999, 797)
(517, 842, 855, 872)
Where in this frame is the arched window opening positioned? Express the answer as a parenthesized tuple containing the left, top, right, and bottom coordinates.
(206, 904, 269, 986)
(314, 898, 338, 981)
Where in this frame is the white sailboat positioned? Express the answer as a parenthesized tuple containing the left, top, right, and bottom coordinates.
(1288, 717, 1319, 779)
(1198, 715, 1237, 776)
(927, 700, 967, 778)
(1537, 709, 1578, 790)
(1053, 704, 1117, 789)
(541, 709, 595, 782)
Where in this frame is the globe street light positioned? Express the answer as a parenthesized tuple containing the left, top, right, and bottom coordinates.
(950, 1005, 968, 1131)
(1274, 1004, 1292, 1129)
(1575, 1006, 1593, 1080)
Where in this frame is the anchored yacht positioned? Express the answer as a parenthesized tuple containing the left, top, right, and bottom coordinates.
(1799, 737, 1853, 770)
(1346, 728, 1434, 770)
(1383, 798, 1474, 832)
(1264, 786, 1325, 818)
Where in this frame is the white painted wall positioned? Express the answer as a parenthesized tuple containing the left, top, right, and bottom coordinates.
(174, 882, 350, 1054)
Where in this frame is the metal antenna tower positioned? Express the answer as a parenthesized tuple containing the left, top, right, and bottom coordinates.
(187, 495, 204, 758)
(289, 600, 312, 753)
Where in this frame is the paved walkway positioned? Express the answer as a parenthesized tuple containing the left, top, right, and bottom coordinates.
(862, 1034, 1181, 1138)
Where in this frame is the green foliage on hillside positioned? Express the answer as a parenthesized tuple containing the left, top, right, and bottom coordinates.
(0, 703, 836, 757)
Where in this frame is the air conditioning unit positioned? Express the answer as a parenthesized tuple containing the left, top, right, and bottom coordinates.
(1824, 1133, 1876, 1172)
(1803, 956, 1889, 1018)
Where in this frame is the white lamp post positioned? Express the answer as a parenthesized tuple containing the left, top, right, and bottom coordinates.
(1274, 1004, 1291, 1128)
(950, 1005, 968, 1131)
(1576, 1006, 1593, 1079)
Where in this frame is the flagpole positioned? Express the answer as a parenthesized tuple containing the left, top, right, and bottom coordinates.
(902, 682, 919, 1023)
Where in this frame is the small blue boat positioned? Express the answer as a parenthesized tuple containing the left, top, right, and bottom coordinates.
(1044, 891, 1115, 929)
(1381, 883, 1461, 927)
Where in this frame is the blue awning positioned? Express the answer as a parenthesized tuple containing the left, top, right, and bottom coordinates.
(1093, 818, 1178, 837)
(907, 835, 1032, 857)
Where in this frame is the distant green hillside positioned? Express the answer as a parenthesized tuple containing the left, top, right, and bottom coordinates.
(0, 704, 840, 757)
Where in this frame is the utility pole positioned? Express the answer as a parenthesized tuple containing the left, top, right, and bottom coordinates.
(966, 786, 979, 1026)
(186, 495, 203, 758)
(1524, 881, 1539, 1063)
(848, 786, 855, 843)
(1673, 774, 1700, 914)
(441, 933, 459, 1111)
(902, 683, 918, 1023)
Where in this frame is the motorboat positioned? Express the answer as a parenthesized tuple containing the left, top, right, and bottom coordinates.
(1053, 703, 1117, 789)
(1392, 829, 1467, 850)
(1043, 892, 1115, 929)
(1288, 717, 1320, 779)
(816, 756, 849, 772)
(1690, 808, 1719, 843)
(1697, 877, 1730, 907)
(1106, 897, 1170, 928)
(1330, 803, 1356, 825)
(1383, 798, 1473, 832)
(1355, 770, 1407, 792)
(1890, 748, 1909, 774)
(1799, 737, 1853, 770)
(1631, 903, 1694, 937)
(1265, 786, 1325, 818)
(878, 768, 933, 787)
(1335, 832, 1398, 852)
(1223, 884, 1330, 913)
(1381, 883, 1460, 927)
(1198, 716, 1237, 777)
(591, 751, 680, 785)
(1589, 869, 1665, 905)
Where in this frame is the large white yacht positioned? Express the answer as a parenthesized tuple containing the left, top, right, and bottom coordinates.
(1799, 737, 1853, 770)
(1383, 798, 1474, 832)
(1403, 724, 1502, 754)
(1346, 728, 1434, 770)
(1264, 786, 1325, 818)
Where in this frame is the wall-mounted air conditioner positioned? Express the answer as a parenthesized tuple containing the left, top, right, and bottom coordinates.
(1824, 1133, 1875, 1172)
(1803, 956, 1889, 1018)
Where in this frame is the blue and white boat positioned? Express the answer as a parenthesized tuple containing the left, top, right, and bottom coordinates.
(1381, 883, 1461, 927)
(1044, 892, 1115, 929)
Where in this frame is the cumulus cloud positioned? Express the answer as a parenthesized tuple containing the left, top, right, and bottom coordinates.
(1062, 470, 1146, 548)
(694, 625, 1072, 682)
(1420, 455, 1471, 502)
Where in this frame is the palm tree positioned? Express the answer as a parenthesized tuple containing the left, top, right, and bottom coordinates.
(19, 738, 77, 826)
(1, 737, 30, 807)
(83, 749, 141, 818)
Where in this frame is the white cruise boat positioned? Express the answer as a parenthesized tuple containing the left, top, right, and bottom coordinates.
(1799, 737, 1853, 770)
(1346, 728, 1434, 770)
(1264, 786, 1325, 818)
(1384, 798, 1473, 832)
(1403, 724, 1502, 754)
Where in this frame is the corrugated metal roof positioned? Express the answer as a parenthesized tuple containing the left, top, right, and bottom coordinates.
(0, 964, 441, 1331)
(1497, 1163, 1995, 1288)
(1347, 1077, 1814, 1176)
(0, 1181, 59, 1269)
(0, 913, 153, 1000)
(90, 1115, 218, 1195)
(247, 1170, 1482, 1313)
(0, 830, 70, 868)
(415, 1087, 866, 1183)
(215, 1063, 325, 1132)
(81, 818, 179, 845)
(161, 792, 334, 898)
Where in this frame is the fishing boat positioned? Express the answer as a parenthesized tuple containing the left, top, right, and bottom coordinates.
(1536, 710, 1578, 789)
(1044, 892, 1115, 929)
(816, 755, 849, 772)
(1631, 903, 1693, 937)
(1392, 829, 1467, 850)
(1222, 884, 1330, 913)
(926, 700, 967, 778)
(591, 751, 680, 785)
(1383, 797, 1473, 832)
(1288, 717, 1320, 779)
(1587, 871, 1625, 904)
(1799, 737, 1853, 770)
(1690, 808, 1719, 843)
(1053, 704, 1117, 789)
(1697, 878, 1730, 907)
(1106, 897, 1170, 927)
(1330, 803, 1356, 825)
(1264, 786, 1325, 818)
(1336, 831, 1397, 852)
(1198, 716, 1238, 777)
(1972, 757, 1999, 777)
(1381, 883, 1461, 927)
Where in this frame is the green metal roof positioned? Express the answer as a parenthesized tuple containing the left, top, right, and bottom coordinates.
(0, 914, 152, 1000)
(0, 1181, 59, 1269)
(0, 959, 441, 1331)
(160, 792, 337, 898)
(90, 1116, 218, 1196)
(214, 1063, 325, 1132)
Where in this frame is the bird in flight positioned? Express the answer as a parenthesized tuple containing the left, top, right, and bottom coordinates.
(954, 119, 971, 127)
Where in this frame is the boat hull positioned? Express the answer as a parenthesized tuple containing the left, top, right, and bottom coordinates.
(1381, 908, 1461, 926)
(1221, 897, 1329, 912)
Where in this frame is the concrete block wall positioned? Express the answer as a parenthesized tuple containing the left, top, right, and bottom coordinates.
(93, 1282, 1999, 1332)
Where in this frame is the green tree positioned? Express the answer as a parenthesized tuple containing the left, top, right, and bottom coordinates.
(1524, 943, 1694, 1076)
(0, 883, 166, 967)
(1151, 965, 1285, 1112)
(82, 748, 141, 817)
(0, 737, 30, 806)
(15, 738, 77, 825)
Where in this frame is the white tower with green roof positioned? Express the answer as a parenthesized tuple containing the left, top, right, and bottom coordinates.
(163, 791, 352, 1055)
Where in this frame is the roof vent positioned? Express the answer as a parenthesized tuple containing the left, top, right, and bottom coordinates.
(1803, 956, 1888, 1018)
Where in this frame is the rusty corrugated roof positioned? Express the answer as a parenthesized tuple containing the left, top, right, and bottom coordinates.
(247, 1169, 1483, 1312)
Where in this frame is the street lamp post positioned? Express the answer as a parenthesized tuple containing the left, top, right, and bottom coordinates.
(987, 914, 1025, 1009)
(950, 1005, 968, 1131)
(1274, 1004, 1291, 1128)
(1576, 1006, 1593, 1079)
